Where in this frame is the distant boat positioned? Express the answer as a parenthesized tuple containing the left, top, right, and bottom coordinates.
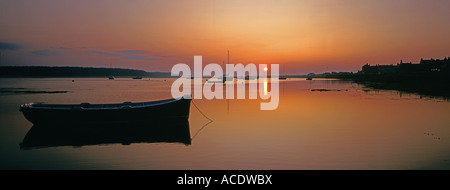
(222, 50, 233, 82)
(223, 76, 233, 82)
(108, 75, 115, 80)
(20, 97, 191, 125)
(132, 76, 142, 79)
(279, 77, 287, 80)
(306, 77, 313, 80)
(244, 76, 257, 80)
(206, 77, 225, 83)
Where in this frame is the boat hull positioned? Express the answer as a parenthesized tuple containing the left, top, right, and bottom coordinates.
(20, 98, 191, 125)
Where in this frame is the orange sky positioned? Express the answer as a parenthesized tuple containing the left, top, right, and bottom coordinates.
(1, 0, 449, 74)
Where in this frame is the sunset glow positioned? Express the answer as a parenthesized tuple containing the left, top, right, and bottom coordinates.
(1, 0, 450, 74)
(1, 0, 450, 172)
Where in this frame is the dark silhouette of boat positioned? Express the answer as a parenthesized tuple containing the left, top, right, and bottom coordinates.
(19, 118, 191, 149)
(108, 75, 115, 80)
(132, 76, 142, 79)
(306, 77, 313, 80)
(20, 97, 191, 125)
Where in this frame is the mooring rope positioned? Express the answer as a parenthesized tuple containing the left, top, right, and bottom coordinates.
(190, 119, 213, 141)
(191, 100, 213, 122)
(190, 100, 213, 141)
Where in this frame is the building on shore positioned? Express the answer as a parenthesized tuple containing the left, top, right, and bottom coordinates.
(359, 57, 450, 75)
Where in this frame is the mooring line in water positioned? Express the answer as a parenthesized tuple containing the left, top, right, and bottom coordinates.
(191, 100, 213, 122)
(190, 120, 213, 141)
(190, 100, 214, 141)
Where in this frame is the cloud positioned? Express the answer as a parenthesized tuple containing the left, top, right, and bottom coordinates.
(58, 46, 72, 50)
(0, 42, 22, 50)
(89, 49, 159, 61)
(158, 55, 181, 58)
(49, 46, 74, 50)
(29, 49, 60, 56)
(88, 50, 120, 56)
(123, 55, 159, 61)
(119, 50, 146, 55)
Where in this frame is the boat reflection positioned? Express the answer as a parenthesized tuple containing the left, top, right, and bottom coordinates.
(20, 118, 191, 149)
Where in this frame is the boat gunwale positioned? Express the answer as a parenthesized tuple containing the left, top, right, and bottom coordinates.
(20, 97, 187, 110)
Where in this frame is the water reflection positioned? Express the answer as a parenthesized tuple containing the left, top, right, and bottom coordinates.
(20, 118, 191, 149)
(263, 78, 268, 96)
(353, 81, 450, 101)
(2, 78, 449, 169)
(302, 78, 450, 102)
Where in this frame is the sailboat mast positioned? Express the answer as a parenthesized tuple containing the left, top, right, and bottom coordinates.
(227, 50, 230, 113)
(227, 50, 229, 77)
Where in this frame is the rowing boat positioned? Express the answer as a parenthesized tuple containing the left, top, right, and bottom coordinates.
(20, 97, 191, 125)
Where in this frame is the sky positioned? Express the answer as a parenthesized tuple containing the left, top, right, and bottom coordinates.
(1, 0, 449, 74)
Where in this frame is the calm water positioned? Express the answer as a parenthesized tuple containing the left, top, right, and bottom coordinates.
(1, 77, 449, 169)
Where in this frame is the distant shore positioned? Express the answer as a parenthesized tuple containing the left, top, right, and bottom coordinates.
(2, 63, 449, 98)
(0, 66, 172, 78)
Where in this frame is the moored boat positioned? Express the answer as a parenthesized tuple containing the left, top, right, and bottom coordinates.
(20, 97, 191, 125)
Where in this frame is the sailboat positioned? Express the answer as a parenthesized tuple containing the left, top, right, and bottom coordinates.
(108, 57, 115, 80)
(223, 50, 233, 82)
(132, 76, 142, 79)
(207, 50, 233, 83)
